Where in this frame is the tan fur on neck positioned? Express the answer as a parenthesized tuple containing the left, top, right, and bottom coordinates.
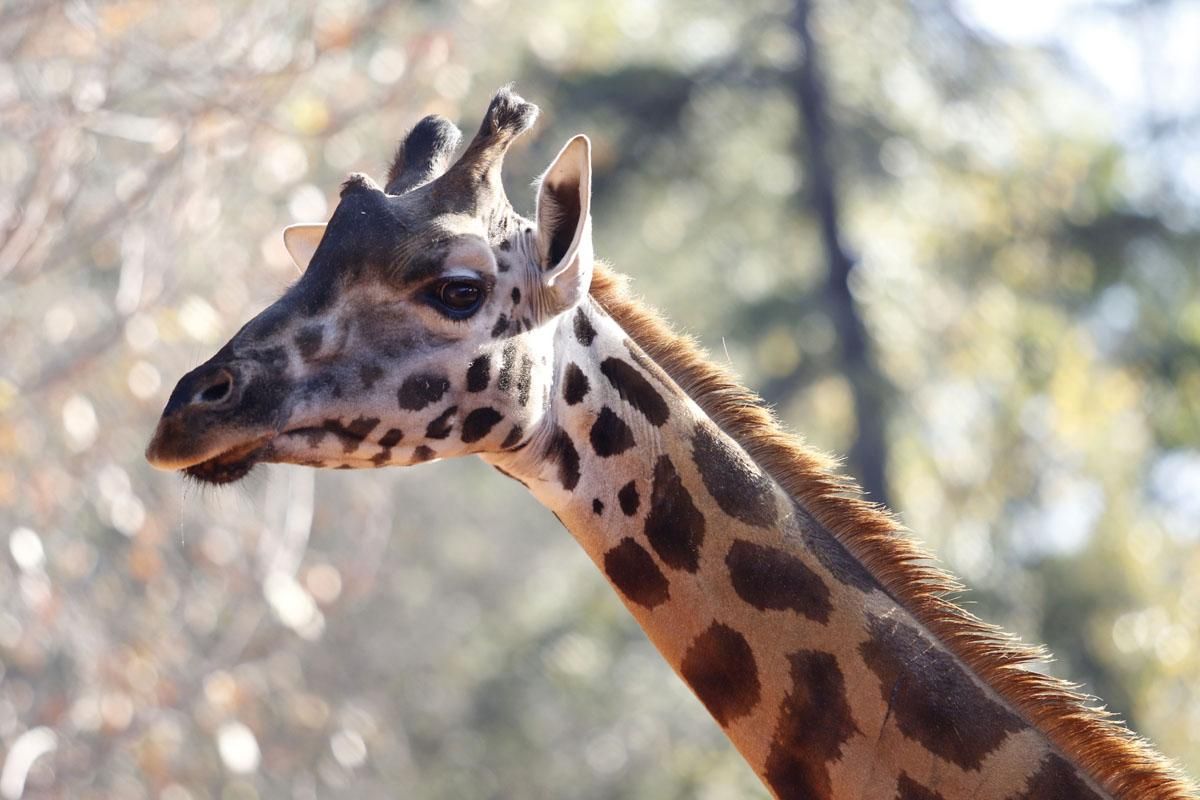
(588, 264, 1196, 800)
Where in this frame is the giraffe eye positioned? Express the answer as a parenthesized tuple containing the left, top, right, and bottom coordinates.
(428, 279, 485, 319)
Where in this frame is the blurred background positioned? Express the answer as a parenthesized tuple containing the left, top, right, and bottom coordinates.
(2, 0, 1199, 797)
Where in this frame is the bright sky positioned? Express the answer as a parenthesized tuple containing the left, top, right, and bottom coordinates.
(957, 0, 1200, 203)
(958, 0, 1200, 118)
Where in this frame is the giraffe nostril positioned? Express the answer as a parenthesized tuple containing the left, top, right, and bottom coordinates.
(195, 370, 234, 406)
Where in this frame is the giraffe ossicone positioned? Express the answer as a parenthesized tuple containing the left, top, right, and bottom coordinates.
(147, 88, 1196, 800)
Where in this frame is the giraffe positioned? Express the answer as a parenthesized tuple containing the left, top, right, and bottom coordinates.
(146, 88, 1196, 800)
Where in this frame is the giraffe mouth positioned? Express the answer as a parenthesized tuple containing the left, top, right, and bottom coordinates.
(181, 437, 271, 485)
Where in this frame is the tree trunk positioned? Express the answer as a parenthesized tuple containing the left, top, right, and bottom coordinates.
(791, 0, 892, 507)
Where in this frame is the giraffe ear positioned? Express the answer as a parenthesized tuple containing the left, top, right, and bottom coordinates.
(282, 223, 327, 271)
(536, 135, 593, 314)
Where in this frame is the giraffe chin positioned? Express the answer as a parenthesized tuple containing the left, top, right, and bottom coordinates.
(180, 440, 267, 485)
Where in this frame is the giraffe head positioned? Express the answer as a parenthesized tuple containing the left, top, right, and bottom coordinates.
(146, 88, 594, 483)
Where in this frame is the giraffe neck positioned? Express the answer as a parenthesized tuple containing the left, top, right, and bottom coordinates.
(485, 298, 1111, 800)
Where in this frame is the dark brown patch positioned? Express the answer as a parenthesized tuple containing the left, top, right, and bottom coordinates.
(500, 425, 523, 449)
(692, 422, 778, 527)
(466, 354, 490, 392)
(322, 416, 380, 453)
(491, 314, 509, 338)
(516, 355, 533, 406)
(497, 341, 517, 391)
(498, 239, 511, 252)
(644, 456, 705, 572)
(573, 307, 596, 346)
(425, 406, 457, 440)
(398, 373, 450, 411)
(511, 286, 520, 304)
(763, 650, 859, 800)
(679, 623, 760, 726)
(600, 357, 669, 426)
(624, 338, 677, 392)
(545, 426, 580, 490)
(294, 325, 323, 360)
(726, 540, 832, 623)
(860, 614, 1025, 772)
(896, 773, 948, 800)
(378, 428, 404, 448)
(592, 498, 604, 515)
(792, 501, 879, 593)
(359, 363, 384, 390)
(589, 406, 635, 457)
(618, 480, 640, 516)
(411, 445, 435, 463)
(563, 362, 590, 405)
(603, 537, 669, 609)
(461, 407, 503, 443)
(1005, 754, 1104, 800)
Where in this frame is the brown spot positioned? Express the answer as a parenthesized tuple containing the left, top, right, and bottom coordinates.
(466, 354, 490, 392)
(497, 341, 517, 391)
(590, 406, 635, 457)
(511, 286, 521, 304)
(295, 325, 323, 360)
(398, 373, 450, 411)
(359, 363, 384, 390)
(425, 406, 457, 440)
(490, 313, 509, 338)
(545, 425, 580, 490)
(726, 540, 832, 623)
(516, 355, 533, 406)
(603, 538, 669, 610)
(896, 773, 948, 800)
(644, 455, 705, 572)
(573, 306, 596, 346)
(793, 501, 879, 593)
(592, 498, 604, 515)
(692, 422, 777, 527)
(323, 416, 380, 453)
(411, 445, 435, 463)
(618, 480, 640, 516)
(600, 357, 670, 426)
(378, 428, 404, 448)
(1005, 754, 1104, 800)
(860, 614, 1025, 771)
(679, 623, 760, 726)
(563, 362, 589, 405)
(764, 650, 859, 800)
(461, 407, 503, 443)
(500, 425, 523, 449)
(624, 338, 677, 392)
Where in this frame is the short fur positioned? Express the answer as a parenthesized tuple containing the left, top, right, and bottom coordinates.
(588, 264, 1197, 800)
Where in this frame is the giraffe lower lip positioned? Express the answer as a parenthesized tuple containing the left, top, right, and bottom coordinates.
(181, 440, 267, 485)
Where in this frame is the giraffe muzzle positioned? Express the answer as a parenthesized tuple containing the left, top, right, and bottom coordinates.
(146, 360, 283, 483)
